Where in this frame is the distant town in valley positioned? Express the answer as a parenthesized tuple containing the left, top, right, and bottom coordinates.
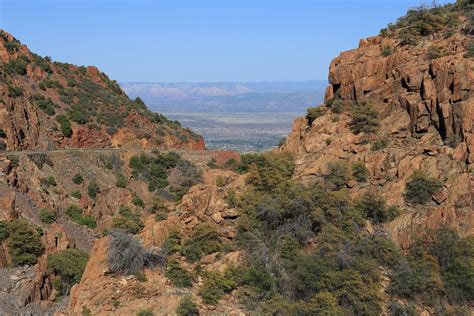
(122, 81, 326, 151)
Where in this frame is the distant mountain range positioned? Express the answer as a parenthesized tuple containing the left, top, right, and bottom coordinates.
(120, 81, 327, 113)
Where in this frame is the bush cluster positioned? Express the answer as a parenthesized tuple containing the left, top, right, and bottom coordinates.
(306, 106, 325, 126)
(182, 224, 222, 262)
(111, 205, 144, 234)
(164, 260, 193, 287)
(176, 296, 199, 316)
(56, 115, 72, 138)
(351, 162, 369, 183)
(404, 171, 443, 205)
(66, 204, 97, 228)
(40, 209, 57, 224)
(380, 2, 465, 45)
(32, 94, 56, 115)
(349, 102, 380, 134)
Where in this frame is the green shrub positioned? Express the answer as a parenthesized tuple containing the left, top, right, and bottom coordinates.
(73, 173, 84, 185)
(223, 158, 238, 170)
(40, 209, 57, 224)
(382, 46, 393, 57)
(111, 205, 144, 234)
(389, 241, 444, 306)
(136, 308, 154, 316)
(352, 162, 369, 182)
(405, 171, 443, 205)
(7, 219, 44, 266)
(66, 204, 97, 228)
(165, 260, 193, 287)
(47, 248, 89, 294)
(429, 227, 474, 303)
(0, 221, 8, 241)
(71, 190, 82, 199)
(176, 296, 199, 316)
(8, 155, 19, 167)
(8, 85, 23, 98)
(129, 152, 180, 192)
(207, 158, 218, 169)
(81, 306, 91, 316)
(87, 180, 100, 199)
(427, 46, 443, 59)
(154, 211, 168, 222)
(215, 176, 225, 187)
(162, 230, 182, 254)
(464, 41, 474, 58)
(182, 224, 222, 262)
(115, 173, 127, 188)
(325, 162, 349, 190)
(134, 271, 147, 282)
(199, 269, 238, 305)
(356, 193, 399, 224)
(371, 138, 388, 151)
(132, 196, 145, 208)
(40, 176, 57, 188)
(4, 56, 29, 75)
(306, 106, 325, 126)
(241, 152, 294, 192)
(329, 99, 345, 113)
(4, 39, 21, 53)
(56, 115, 73, 138)
(349, 102, 380, 134)
(32, 94, 56, 115)
(68, 105, 90, 124)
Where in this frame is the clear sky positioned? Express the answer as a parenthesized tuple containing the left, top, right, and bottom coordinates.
(0, 0, 454, 82)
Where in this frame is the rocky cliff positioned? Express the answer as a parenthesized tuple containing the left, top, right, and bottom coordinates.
(0, 30, 204, 151)
(284, 4, 473, 248)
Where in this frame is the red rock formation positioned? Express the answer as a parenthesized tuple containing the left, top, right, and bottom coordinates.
(284, 24, 473, 247)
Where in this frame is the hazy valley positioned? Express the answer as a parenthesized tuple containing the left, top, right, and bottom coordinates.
(122, 81, 326, 151)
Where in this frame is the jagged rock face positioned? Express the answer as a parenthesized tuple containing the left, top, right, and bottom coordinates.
(325, 34, 473, 147)
(285, 32, 473, 247)
(0, 30, 204, 151)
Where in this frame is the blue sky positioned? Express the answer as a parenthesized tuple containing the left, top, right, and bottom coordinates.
(0, 0, 454, 82)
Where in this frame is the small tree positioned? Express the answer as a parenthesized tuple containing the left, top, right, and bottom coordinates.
(176, 296, 199, 316)
(306, 106, 325, 126)
(352, 162, 369, 182)
(405, 171, 442, 205)
(47, 248, 89, 295)
(349, 102, 380, 134)
(73, 173, 84, 185)
(325, 162, 349, 190)
(87, 180, 100, 199)
(7, 219, 44, 266)
(40, 209, 57, 224)
(357, 193, 399, 224)
(115, 173, 127, 188)
(164, 260, 193, 288)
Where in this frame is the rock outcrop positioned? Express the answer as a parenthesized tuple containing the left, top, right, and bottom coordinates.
(284, 23, 473, 248)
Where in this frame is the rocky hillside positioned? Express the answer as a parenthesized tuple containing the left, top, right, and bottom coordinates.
(284, 0, 473, 248)
(0, 2, 472, 316)
(0, 30, 204, 150)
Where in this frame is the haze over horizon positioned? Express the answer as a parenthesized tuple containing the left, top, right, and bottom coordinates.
(0, 0, 454, 83)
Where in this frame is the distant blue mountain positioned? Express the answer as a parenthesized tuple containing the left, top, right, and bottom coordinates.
(121, 81, 326, 113)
